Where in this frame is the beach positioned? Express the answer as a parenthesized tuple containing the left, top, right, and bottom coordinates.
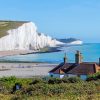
(0, 50, 35, 57)
(0, 50, 57, 78)
(0, 62, 57, 78)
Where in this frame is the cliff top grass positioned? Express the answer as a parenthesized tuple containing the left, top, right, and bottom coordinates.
(0, 20, 29, 38)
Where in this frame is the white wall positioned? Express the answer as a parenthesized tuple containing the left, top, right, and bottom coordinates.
(67, 74, 87, 80)
(67, 74, 77, 77)
(48, 73, 60, 78)
(48, 73, 87, 80)
(80, 75, 87, 80)
(60, 75, 64, 78)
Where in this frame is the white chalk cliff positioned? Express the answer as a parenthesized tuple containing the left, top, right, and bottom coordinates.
(67, 40, 83, 45)
(0, 22, 63, 51)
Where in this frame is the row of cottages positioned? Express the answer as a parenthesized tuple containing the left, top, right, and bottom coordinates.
(48, 51, 100, 80)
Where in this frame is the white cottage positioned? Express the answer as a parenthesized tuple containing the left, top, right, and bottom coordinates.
(49, 51, 100, 80)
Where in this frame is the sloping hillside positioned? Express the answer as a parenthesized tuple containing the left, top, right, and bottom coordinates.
(0, 21, 28, 38)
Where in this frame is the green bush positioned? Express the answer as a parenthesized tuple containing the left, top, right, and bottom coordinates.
(86, 72, 100, 81)
(62, 77, 69, 83)
(48, 78, 63, 84)
(68, 77, 83, 83)
(0, 76, 16, 83)
(30, 78, 45, 85)
(0, 76, 99, 100)
(45, 77, 83, 84)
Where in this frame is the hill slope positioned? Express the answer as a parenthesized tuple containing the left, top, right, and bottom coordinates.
(0, 21, 28, 38)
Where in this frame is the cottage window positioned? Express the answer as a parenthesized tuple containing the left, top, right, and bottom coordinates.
(51, 75, 53, 77)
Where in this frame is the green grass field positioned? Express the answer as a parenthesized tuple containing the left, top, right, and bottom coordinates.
(0, 20, 28, 38)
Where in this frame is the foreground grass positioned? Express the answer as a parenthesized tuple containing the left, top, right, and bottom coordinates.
(0, 76, 100, 100)
(0, 93, 99, 100)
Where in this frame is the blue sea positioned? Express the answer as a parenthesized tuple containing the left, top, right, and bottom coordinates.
(0, 43, 100, 63)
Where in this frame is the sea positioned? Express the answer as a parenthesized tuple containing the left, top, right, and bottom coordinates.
(0, 43, 100, 63)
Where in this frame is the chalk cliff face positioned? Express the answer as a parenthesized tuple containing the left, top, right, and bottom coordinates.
(58, 38, 83, 45)
(0, 22, 63, 51)
(67, 40, 83, 45)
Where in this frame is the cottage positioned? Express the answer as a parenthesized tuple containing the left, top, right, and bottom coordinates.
(49, 51, 100, 80)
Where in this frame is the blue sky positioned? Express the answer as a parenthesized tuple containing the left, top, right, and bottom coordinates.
(0, 0, 100, 43)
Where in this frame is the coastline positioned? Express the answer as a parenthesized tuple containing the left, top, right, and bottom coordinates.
(0, 50, 35, 57)
(0, 42, 83, 57)
(0, 47, 61, 57)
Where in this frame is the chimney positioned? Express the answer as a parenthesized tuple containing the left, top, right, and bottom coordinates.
(63, 53, 67, 64)
(75, 50, 82, 64)
(99, 58, 100, 66)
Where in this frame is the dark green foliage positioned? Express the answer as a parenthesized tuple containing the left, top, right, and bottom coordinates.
(30, 78, 45, 84)
(61, 76, 69, 83)
(86, 72, 100, 81)
(0, 76, 32, 93)
(0, 76, 16, 82)
(68, 77, 83, 83)
(45, 76, 83, 84)
(48, 78, 63, 84)
(0, 76, 99, 100)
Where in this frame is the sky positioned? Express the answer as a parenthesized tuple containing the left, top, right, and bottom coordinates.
(0, 0, 100, 43)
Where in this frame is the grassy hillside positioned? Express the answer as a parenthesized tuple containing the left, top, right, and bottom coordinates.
(0, 20, 28, 38)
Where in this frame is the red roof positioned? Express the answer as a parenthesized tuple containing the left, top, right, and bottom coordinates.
(49, 62, 100, 75)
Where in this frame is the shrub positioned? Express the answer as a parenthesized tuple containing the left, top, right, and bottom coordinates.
(86, 72, 100, 81)
(0, 76, 16, 83)
(45, 77, 82, 84)
(68, 77, 83, 83)
(49, 84, 66, 95)
(62, 77, 69, 83)
(30, 78, 44, 85)
(0, 76, 99, 99)
(48, 78, 63, 84)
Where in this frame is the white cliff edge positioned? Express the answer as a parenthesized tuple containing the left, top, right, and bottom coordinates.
(67, 40, 83, 45)
(0, 22, 63, 51)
